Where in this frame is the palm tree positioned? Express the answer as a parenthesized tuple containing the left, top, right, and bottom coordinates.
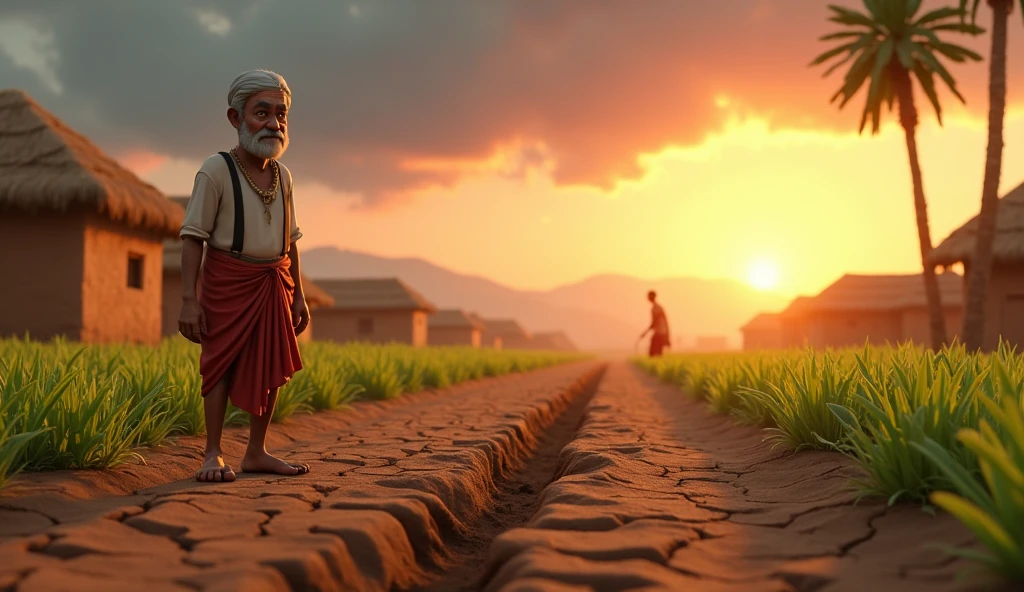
(811, 1, 982, 350)
(959, 0, 1016, 351)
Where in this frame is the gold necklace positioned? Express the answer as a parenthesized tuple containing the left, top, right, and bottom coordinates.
(231, 149, 279, 225)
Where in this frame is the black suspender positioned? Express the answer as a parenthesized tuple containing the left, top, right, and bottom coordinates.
(218, 151, 290, 258)
(218, 151, 245, 254)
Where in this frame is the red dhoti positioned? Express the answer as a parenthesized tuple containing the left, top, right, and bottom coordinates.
(199, 249, 303, 416)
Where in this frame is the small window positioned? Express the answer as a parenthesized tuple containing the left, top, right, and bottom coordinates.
(358, 317, 374, 335)
(127, 253, 144, 290)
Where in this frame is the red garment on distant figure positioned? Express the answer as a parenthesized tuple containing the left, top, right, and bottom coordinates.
(649, 333, 668, 357)
(199, 249, 302, 416)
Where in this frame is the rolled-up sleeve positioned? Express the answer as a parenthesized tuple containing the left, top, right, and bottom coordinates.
(180, 172, 218, 241)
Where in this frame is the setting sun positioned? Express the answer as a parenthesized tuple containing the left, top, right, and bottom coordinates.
(747, 259, 781, 291)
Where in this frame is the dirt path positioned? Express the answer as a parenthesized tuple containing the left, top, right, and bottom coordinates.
(479, 362, 1005, 592)
(411, 368, 598, 592)
(1, 360, 1011, 591)
(0, 362, 604, 592)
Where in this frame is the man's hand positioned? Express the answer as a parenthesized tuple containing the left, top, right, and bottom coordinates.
(292, 295, 310, 335)
(178, 297, 206, 344)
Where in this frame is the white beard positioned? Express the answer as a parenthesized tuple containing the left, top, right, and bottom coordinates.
(238, 123, 289, 160)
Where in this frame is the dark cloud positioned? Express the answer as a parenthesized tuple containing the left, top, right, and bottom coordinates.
(1, 0, 1015, 205)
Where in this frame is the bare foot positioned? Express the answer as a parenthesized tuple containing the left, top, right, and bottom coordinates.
(196, 453, 236, 482)
(240, 451, 310, 476)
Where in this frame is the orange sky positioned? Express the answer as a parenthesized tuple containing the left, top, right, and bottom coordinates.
(95, 1, 1024, 298)
(137, 105, 1024, 298)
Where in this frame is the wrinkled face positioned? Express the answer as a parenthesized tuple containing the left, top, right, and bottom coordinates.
(232, 89, 289, 159)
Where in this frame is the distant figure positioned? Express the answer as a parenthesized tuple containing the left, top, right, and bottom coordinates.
(640, 290, 671, 357)
(177, 69, 310, 483)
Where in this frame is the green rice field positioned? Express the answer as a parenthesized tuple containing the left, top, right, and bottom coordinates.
(634, 343, 1024, 580)
(0, 337, 586, 488)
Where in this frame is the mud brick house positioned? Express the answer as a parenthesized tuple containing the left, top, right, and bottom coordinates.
(777, 273, 963, 349)
(0, 89, 182, 345)
(312, 278, 436, 346)
(778, 296, 814, 348)
(160, 195, 334, 342)
(930, 180, 1024, 351)
(740, 313, 784, 351)
(467, 312, 501, 349)
(529, 331, 577, 352)
(480, 318, 532, 350)
(428, 309, 484, 347)
(694, 336, 730, 352)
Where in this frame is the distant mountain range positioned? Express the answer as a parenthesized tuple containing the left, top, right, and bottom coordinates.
(300, 247, 792, 351)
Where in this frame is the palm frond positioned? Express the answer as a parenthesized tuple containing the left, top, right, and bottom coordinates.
(925, 40, 983, 63)
(828, 5, 881, 30)
(813, 0, 979, 134)
(836, 47, 879, 109)
(929, 22, 985, 35)
(912, 61, 943, 125)
(819, 30, 865, 41)
(957, 0, 983, 25)
(895, 38, 916, 68)
(916, 6, 967, 27)
(866, 38, 896, 114)
(811, 37, 869, 67)
(911, 43, 968, 104)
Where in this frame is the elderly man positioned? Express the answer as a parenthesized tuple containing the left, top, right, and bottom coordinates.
(178, 69, 310, 482)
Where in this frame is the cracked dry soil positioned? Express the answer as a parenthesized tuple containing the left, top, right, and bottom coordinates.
(0, 361, 1015, 592)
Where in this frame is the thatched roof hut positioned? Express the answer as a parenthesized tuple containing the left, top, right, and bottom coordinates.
(740, 312, 784, 351)
(312, 278, 436, 346)
(740, 312, 782, 332)
(429, 309, 486, 330)
(531, 331, 577, 351)
(428, 309, 486, 347)
(0, 89, 182, 237)
(316, 278, 437, 312)
(480, 318, 531, 340)
(931, 180, 1024, 266)
(802, 273, 963, 311)
(776, 273, 965, 349)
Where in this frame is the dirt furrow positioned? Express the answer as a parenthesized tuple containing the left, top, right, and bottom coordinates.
(411, 365, 599, 591)
(478, 362, 1004, 592)
(0, 361, 605, 592)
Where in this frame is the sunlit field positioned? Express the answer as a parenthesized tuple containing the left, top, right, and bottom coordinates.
(0, 337, 586, 487)
(634, 343, 1024, 580)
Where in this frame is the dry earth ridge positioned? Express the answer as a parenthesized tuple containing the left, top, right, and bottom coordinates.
(478, 364, 1005, 592)
(0, 361, 1012, 592)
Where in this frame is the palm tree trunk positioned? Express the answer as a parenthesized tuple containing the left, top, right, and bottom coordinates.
(963, 0, 1010, 352)
(894, 67, 947, 350)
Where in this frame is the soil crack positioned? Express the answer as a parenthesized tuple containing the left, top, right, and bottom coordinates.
(408, 368, 604, 592)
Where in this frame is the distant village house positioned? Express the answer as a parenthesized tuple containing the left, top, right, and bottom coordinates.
(480, 318, 532, 350)
(930, 180, 1024, 351)
(0, 89, 182, 345)
(467, 312, 501, 349)
(740, 313, 783, 351)
(529, 331, 578, 352)
(744, 273, 963, 350)
(428, 309, 484, 347)
(313, 278, 436, 346)
(694, 336, 730, 352)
